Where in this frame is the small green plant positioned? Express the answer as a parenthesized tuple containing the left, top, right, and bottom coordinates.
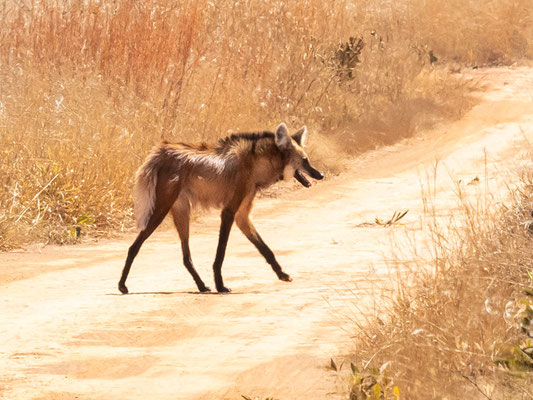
(329, 359, 400, 400)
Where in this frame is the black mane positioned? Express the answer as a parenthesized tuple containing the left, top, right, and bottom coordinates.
(217, 131, 275, 148)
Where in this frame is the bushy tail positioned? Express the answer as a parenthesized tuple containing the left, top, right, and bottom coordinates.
(133, 148, 161, 230)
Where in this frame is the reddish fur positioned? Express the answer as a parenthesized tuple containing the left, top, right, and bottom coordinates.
(119, 124, 322, 294)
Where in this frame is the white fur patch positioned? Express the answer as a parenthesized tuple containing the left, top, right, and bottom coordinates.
(283, 164, 295, 181)
(133, 147, 163, 231)
(167, 149, 229, 174)
(299, 127, 308, 147)
(134, 169, 157, 231)
(294, 126, 308, 147)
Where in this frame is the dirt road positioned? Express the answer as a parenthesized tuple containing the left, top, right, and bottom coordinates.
(1, 67, 532, 400)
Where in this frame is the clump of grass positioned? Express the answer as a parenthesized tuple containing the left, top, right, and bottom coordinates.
(375, 210, 409, 227)
(345, 165, 533, 398)
(0, 0, 530, 248)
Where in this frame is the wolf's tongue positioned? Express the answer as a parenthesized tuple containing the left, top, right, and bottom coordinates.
(294, 169, 311, 188)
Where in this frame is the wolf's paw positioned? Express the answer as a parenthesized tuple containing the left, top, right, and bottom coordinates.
(278, 272, 292, 282)
(118, 282, 129, 294)
(199, 286, 212, 293)
(216, 286, 232, 293)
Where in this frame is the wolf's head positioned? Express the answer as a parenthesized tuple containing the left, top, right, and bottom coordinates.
(274, 123, 324, 188)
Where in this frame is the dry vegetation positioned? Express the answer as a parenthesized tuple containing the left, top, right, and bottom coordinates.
(1, 1, 533, 397)
(0, 0, 531, 248)
(343, 163, 533, 399)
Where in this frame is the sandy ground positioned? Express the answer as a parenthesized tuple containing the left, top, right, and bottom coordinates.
(1, 67, 533, 400)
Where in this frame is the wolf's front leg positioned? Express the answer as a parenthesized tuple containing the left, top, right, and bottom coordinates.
(213, 208, 235, 293)
(235, 214, 292, 283)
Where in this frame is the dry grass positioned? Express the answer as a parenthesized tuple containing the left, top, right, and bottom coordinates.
(1, 0, 531, 249)
(344, 164, 533, 399)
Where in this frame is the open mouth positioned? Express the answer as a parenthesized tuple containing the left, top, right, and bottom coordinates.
(294, 159, 324, 188)
(294, 169, 311, 188)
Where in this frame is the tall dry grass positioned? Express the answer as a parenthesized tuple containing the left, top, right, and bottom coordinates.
(344, 164, 533, 399)
(1, 0, 531, 249)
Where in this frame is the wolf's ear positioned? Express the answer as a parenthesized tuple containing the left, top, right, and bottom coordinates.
(275, 123, 291, 150)
(292, 126, 308, 147)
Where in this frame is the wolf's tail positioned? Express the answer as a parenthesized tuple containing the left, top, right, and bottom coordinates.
(133, 147, 161, 231)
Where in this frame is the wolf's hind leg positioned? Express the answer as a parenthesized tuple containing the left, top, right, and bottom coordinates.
(119, 202, 173, 294)
(235, 210, 292, 282)
(118, 178, 178, 294)
(171, 198, 210, 292)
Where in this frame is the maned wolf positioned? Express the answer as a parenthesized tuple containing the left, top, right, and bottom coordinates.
(118, 123, 324, 294)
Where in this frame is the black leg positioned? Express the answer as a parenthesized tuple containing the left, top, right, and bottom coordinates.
(213, 208, 235, 292)
(118, 177, 178, 294)
(182, 241, 211, 292)
(118, 209, 168, 294)
(235, 215, 291, 282)
(171, 202, 210, 292)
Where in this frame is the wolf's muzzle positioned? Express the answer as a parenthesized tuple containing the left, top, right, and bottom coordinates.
(294, 159, 324, 187)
